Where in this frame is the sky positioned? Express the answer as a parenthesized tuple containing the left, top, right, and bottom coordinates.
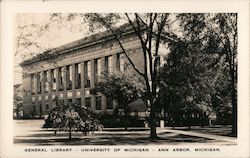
(14, 13, 91, 84)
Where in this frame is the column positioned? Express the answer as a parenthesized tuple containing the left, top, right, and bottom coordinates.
(100, 57, 107, 112)
(80, 63, 85, 107)
(55, 68, 59, 98)
(48, 69, 53, 110)
(72, 64, 76, 103)
(90, 60, 96, 110)
(62, 66, 67, 104)
(34, 73, 38, 115)
(41, 71, 45, 115)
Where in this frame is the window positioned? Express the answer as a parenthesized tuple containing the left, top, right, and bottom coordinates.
(105, 56, 109, 74)
(31, 74, 35, 95)
(59, 67, 63, 91)
(94, 59, 101, 83)
(45, 103, 49, 111)
(37, 73, 42, 94)
(39, 103, 42, 114)
(66, 66, 72, 90)
(75, 64, 81, 89)
(85, 97, 91, 108)
(84, 61, 91, 88)
(52, 69, 56, 91)
(44, 71, 49, 93)
(107, 97, 113, 109)
(105, 56, 113, 74)
(116, 53, 121, 71)
(96, 96, 102, 110)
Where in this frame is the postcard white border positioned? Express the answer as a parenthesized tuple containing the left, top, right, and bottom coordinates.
(1, 0, 249, 158)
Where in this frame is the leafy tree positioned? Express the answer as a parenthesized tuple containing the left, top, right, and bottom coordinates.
(160, 13, 237, 134)
(90, 72, 144, 130)
(46, 99, 102, 140)
(176, 13, 237, 136)
(159, 39, 216, 129)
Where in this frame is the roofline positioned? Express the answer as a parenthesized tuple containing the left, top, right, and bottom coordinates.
(20, 22, 139, 67)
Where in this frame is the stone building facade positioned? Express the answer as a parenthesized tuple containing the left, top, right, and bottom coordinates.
(20, 24, 148, 118)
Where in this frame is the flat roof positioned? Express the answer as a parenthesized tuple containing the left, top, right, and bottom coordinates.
(20, 22, 137, 67)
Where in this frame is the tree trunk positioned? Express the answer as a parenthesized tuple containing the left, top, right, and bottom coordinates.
(69, 127, 72, 140)
(231, 76, 237, 137)
(230, 59, 237, 137)
(149, 104, 158, 139)
(124, 104, 129, 131)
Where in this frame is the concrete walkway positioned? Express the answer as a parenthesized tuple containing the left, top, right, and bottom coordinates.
(157, 128, 237, 144)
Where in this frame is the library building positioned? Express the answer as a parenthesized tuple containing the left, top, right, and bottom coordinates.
(20, 24, 156, 119)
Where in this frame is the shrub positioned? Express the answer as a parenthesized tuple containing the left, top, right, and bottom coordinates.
(43, 101, 102, 140)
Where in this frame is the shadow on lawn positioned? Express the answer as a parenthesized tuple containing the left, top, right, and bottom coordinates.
(14, 131, 213, 145)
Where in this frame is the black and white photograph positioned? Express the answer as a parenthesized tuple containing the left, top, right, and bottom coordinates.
(1, 1, 249, 158)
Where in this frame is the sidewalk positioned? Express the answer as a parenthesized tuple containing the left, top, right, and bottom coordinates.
(14, 120, 237, 145)
(158, 128, 237, 144)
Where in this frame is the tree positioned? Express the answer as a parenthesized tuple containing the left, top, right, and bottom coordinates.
(90, 72, 144, 130)
(160, 13, 237, 134)
(176, 13, 237, 136)
(47, 99, 102, 140)
(84, 13, 177, 139)
(159, 39, 217, 129)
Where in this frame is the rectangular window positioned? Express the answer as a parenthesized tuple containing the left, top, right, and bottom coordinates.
(52, 69, 56, 91)
(84, 61, 91, 88)
(66, 66, 72, 90)
(105, 56, 109, 74)
(85, 97, 91, 108)
(94, 59, 101, 83)
(31, 74, 35, 95)
(37, 74, 40, 94)
(59, 67, 63, 91)
(107, 97, 113, 109)
(94, 59, 98, 84)
(96, 96, 102, 110)
(105, 56, 113, 74)
(44, 71, 49, 93)
(116, 53, 121, 71)
(75, 64, 81, 89)
(39, 103, 42, 114)
(37, 73, 41, 94)
(45, 103, 49, 111)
